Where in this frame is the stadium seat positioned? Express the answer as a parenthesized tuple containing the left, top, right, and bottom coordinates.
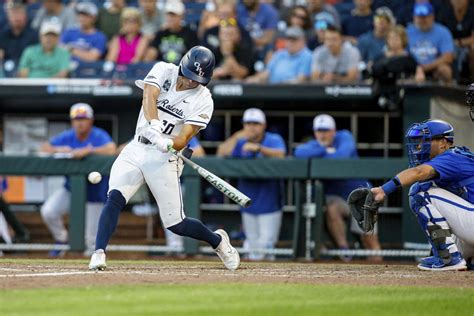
(70, 61, 115, 79)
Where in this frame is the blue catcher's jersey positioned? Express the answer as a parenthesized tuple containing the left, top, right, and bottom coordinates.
(425, 146, 474, 203)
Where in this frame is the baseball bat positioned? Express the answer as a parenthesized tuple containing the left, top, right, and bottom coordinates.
(169, 148, 252, 208)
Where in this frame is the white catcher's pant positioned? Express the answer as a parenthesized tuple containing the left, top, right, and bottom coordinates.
(416, 188, 474, 260)
(109, 140, 185, 228)
(40, 187, 102, 250)
(242, 211, 282, 260)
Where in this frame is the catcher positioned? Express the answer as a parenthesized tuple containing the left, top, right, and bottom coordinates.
(348, 119, 474, 271)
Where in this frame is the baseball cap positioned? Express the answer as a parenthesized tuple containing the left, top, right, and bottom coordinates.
(40, 21, 61, 35)
(313, 114, 336, 131)
(70, 103, 94, 119)
(285, 26, 305, 39)
(5, 0, 26, 10)
(165, 1, 185, 15)
(76, 2, 98, 17)
(413, 2, 433, 17)
(242, 108, 266, 124)
(374, 6, 395, 24)
(314, 12, 336, 30)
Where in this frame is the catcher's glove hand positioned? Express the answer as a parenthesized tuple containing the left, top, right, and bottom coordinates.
(347, 188, 381, 233)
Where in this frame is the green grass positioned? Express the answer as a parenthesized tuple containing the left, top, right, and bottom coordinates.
(2, 284, 474, 316)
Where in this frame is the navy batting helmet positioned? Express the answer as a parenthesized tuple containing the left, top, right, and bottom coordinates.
(405, 119, 454, 167)
(466, 83, 474, 121)
(179, 46, 215, 86)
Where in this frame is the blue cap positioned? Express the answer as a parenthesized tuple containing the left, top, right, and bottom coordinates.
(413, 2, 434, 17)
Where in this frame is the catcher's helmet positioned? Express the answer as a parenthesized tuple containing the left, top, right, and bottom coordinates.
(467, 83, 474, 121)
(405, 119, 454, 167)
(179, 46, 215, 86)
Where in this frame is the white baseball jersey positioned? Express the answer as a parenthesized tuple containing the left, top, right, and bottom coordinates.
(135, 62, 214, 139)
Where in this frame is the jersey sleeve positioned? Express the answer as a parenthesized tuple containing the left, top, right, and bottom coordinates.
(324, 130, 356, 159)
(184, 95, 214, 129)
(92, 128, 113, 147)
(50, 131, 69, 146)
(266, 133, 286, 153)
(425, 152, 459, 182)
(137, 62, 169, 90)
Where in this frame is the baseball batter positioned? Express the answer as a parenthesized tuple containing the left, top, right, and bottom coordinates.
(89, 46, 240, 271)
(372, 119, 474, 271)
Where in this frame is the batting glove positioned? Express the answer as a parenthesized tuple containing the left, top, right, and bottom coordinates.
(156, 136, 174, 153)
(142, 119, 163, 144)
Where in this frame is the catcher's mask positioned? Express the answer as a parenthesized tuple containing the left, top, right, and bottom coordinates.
(405, 119, 454, 167)
(467, 83, 474, 121)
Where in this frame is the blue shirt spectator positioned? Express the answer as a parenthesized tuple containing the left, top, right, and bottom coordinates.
(407, 22, 454, 66)
(247, 27, 312, 84)
(60, 2, 106, 62)
(294, 114, 367, 198)
(51, 126, 112, 203)
(237, 0, 279, 57)
(357, 7, 395, 65)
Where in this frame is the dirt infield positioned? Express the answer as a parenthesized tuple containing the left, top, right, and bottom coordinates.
(1, 259, 473, 290)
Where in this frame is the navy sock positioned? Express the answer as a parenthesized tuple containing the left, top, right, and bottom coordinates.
(95, 190, 126, 251)
(168, 217, 222, 249)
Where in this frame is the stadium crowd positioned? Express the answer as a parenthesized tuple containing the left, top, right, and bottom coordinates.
(0, 0, 472, 83)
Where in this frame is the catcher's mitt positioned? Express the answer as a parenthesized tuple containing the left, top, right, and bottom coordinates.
(347, 188, 381, 233)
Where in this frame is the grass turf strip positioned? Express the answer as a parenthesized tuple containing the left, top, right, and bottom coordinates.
(1, 284, 473, 316)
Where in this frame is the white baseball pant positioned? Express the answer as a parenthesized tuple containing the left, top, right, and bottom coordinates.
(242, 211, 282, 260)
(415, 188, 474, 260)
(108, 139, 185, 228)
(40, 187, 102, 251)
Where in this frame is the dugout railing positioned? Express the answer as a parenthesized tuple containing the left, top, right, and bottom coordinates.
(0, 155, 430, 259)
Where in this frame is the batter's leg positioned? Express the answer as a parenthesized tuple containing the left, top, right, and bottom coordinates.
(95, 143, 145, 251)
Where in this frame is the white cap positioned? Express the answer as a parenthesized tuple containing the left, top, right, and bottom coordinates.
(40, 21, 61, 35)
(243, 108, 266, 124)
(165, 1, 185, 15)
(76, 2, 98, 17)
(313, 114, 336, 131)
(70, 103, 94, 119)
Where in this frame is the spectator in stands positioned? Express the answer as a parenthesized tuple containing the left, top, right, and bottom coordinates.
(274, 5, 312, 51)
(237, 0, 279, 59)
(0, 1, 38, 68)
(18, 21, 70, 78)
(201, 0, 250, 54)
(217, 108, 286, 260)
(31, 0, 78, 31)
(311, 24, 361, 83)
(306, 0, 341, 29)
(39, 103, 116, 257)
(407, 2, 454, 84)
(212, 17, 256, 80)
(198, 0, 237, 40)
(437, 0, 474, 82)
(396, 0, 443, 27)
(307, 12, 336, 50)
(246, 26, 312, 83)
(139, 0, 164, 41)
(106, 8, 149, 65)
(145, 1, 198, 65)
(357, 7, 395, 67)
(294, 114, 382, 262)
(60, 2, 107, 63)
(97, 0, 127, 40)
(342, 0, 374, 42)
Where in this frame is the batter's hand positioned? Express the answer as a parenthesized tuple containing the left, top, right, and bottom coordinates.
(156, 136, 173, 153)
(371, 187, 386, 203)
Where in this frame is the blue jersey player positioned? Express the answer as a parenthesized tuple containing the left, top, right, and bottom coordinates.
(371, 119, 474, 271)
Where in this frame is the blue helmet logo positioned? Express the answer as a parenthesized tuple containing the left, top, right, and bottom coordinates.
(179, 46, 215, 86)
(405, 119, 454, 167)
